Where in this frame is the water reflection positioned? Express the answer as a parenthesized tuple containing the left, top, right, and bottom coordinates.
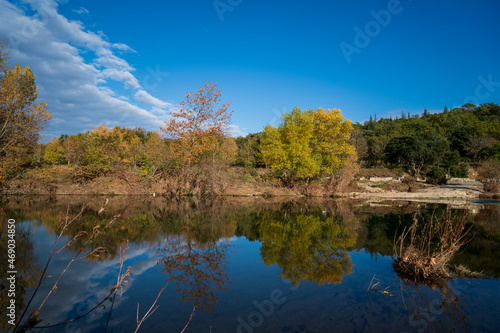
(397, 277, 468, 333)
(257, 211, 356, 286)
(0, 208, 42, 333)
(1, 197, 499, 332)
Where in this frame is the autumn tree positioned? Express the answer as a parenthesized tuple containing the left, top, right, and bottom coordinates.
(1, 42, 51, 182)
(138, 131, 170, 176)
(477, 159, 500, 192)
(161, 82, 233, 167)
(43, 136, 67, 164)
(257, 212, 355, 287)
(260, 107, 356, 180)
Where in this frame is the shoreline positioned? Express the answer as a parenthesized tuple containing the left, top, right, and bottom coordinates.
(2, 176, 496, 205)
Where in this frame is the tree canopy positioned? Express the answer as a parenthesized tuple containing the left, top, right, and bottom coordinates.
(358, 103, 500, 177)
(161, 82, 233, 167)
(260, 107, 356, 179)
(0, 42, 51, 182)
(384, 131, 448, 177)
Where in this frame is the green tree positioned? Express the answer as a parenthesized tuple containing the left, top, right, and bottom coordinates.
(235, 133, 262, 168)
(385, 132, 448, 177)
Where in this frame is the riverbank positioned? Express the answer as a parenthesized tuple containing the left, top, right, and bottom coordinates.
(349, 178, 490, 204)
(1, 166, 494, 202)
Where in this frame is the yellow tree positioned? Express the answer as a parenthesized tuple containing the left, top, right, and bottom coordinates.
(43, 136, 66, 164)
(1, 44, 51, 181)
(258, 212, 356, 287)
(160, 83, 232, 167)
(260, 107, 356, 179)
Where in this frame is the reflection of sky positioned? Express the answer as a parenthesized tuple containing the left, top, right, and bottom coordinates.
(18, 218, 500, 333)
(21, 223, 160, 333)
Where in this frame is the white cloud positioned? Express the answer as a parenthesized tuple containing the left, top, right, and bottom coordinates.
(135, 90, 172, 109)
(72, 6, 89, 15)
(101, 69, 141, 89)
(0, 0, 172, 140)
(151, 107, 168, 115)
(113, 42, 136, 52)
(227, 124, 247, 137)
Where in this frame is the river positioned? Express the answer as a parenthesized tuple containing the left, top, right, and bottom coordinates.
(1, 196, 499, 332)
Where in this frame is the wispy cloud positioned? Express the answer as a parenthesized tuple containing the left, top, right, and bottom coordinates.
(135, 90, 172, 109)
(72, 6, 89, 15)
(0, 0, 173, 140)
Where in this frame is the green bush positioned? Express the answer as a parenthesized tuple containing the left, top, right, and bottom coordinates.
(426, 166, 448, 185)
(450, 164, 469, 178)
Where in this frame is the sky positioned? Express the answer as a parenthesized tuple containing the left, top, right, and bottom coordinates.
(1, 0, 500, 141)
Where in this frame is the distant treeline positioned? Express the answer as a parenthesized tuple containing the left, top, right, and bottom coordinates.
(354, 103, 500, 179)
(41, 103, 500, 182)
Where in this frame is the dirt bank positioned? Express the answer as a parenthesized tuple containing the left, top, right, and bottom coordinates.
(1, 174, 489, 202)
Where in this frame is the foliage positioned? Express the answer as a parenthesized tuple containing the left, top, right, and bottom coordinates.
(476, 159, 500, 192)
(256, 211, 356, 286)
(43, 136, 66, 164)
(426, 166, 448, 185)
(1, 43, 51, 182)
(360, 103, 500, 174)
(137, 131, 171, 176)
(450, 163, 469, 178)
(235, 133, 262, 168)
(161, 82, 233, 167)
(384, 132, 448, 177)
(260, 107, 356, 180)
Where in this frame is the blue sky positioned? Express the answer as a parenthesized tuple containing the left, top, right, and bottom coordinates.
(1, 0, 500, 141)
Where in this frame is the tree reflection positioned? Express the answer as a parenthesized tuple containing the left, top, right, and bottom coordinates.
(158, 237, 230, 312)
(398, 276, 468, 333)
(157, 204, 232, 313)
(256, 211, 357, 287)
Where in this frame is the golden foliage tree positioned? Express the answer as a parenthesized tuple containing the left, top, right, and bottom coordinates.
(0, 42, 51, 182)
(43, 136, 66, 164)
(257, 212, 356, 286)
(160, 82, 233, 167)
(260, 107, 356, 179)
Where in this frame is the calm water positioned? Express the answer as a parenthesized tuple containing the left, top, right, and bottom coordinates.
(1, 197, 500, 333)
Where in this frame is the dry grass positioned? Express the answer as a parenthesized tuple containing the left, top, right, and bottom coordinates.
(393, 209, 474, 280)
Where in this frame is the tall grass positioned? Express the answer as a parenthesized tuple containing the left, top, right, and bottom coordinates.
(393, 209, 474, 280)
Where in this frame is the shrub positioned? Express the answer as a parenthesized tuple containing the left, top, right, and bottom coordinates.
(450, 164, 469, 178)
(477, 159, 500, 192)
(426, 166, 447, 185)
(393, 209, 473, 280)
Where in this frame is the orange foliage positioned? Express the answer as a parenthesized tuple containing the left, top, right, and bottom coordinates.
(161, 83, 232, 166)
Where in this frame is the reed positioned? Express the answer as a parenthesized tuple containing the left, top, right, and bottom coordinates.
(393, 208, 474, 280)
